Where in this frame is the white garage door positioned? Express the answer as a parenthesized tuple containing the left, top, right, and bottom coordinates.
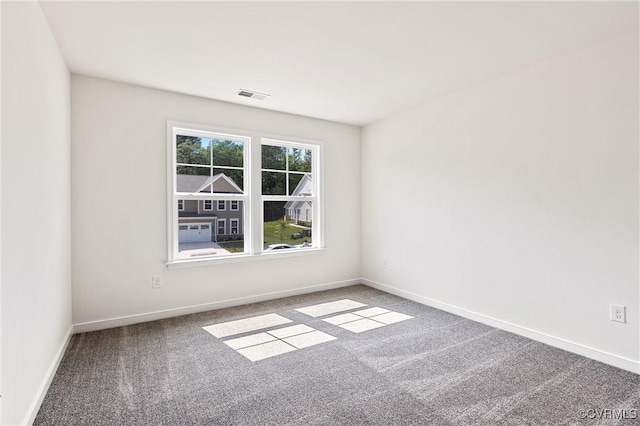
(178, 223, 211, 243)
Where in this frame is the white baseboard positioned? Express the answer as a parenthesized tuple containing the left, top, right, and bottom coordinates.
(73, 278, 361, 334)
(362, 278, 640, 374)
(22, 325, 73, 426)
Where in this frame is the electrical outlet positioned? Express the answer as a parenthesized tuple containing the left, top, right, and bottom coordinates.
(610, 304, 625, 323)
(152, 276, 162, 289)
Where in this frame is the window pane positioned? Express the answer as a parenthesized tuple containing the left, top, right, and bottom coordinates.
(262, 171, 286, 195)
(176, 165, 209, 176)
(176, 135, 211, 165)
(177, 199, 245, 259)
(289, 172, 315, 196)
(288, 173, 303, 195)
(176, 169, 211, 193)
(287, 147, 312, 172)
(263, 201, 312, 250)
(213, 169, 243, 193)
(212, 139, 243, 167)
(262, 145, 286, 170)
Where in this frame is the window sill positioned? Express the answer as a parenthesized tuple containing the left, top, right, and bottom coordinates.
(166, 247, 325, 269)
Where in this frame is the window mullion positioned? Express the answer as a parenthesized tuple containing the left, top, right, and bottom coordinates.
(175, 193, 248, 201)
(285, 150, 289, 196)
(251, 136, 263, 254)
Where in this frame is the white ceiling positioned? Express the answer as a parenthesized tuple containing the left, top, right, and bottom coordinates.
(40, 1, 637, 126)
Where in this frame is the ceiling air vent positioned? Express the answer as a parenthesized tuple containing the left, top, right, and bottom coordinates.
(237, 89, 270, 101)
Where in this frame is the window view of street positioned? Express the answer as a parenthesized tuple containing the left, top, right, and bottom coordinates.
(262, 142, 314, 251)
(263, 201, 313, 251)
(175, 133, 247, 259)
(171, 128, 319, 261)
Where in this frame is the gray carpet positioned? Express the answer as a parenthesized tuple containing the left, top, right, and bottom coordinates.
(35, 285, 639, 425)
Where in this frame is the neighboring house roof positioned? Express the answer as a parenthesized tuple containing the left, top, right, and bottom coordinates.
(177, 174, 210, 192)
(284, 174, 313, 209)
(177, 173, 242, 193)
(285, 200, 311, 211)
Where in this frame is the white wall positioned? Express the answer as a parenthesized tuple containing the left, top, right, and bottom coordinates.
(71, 75, 361, 326)
(1, 2, 72, 424)
(361, 34, 639, 371)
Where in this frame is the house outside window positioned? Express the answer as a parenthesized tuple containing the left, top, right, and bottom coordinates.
(169, 124, 247, 260)
(217, 200, 226, 211)
(262, 139, 318, 250)
(230, 200, 239, 211)
(230, 218, 239, 234)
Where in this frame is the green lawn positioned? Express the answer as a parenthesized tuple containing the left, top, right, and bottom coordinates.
(218, 221, 312, 251)
(217, 240, 244, 253)
(263, 220, 312, 249)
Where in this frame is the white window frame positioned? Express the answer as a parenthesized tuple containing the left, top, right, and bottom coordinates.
(217, 218, 226, 236)
(203, 200, 213, 211)
(178, 200, 184, 211)
(261, 138, 321, 252)
(167, 121, 323, 266)
(230, 218, 239, 235)
(230, 200, 239, 211)
(217, 200, 226, 211)
(168, 123, 249, 262)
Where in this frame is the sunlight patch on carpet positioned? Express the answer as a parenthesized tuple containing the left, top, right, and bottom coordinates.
(295, 299, 367, 317)
(324, 307, 413, 333)
(202, 313, 292, 338)
(210, 322, 337, 361)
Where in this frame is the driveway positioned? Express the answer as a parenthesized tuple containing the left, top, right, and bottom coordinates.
(178, 241, 231, 259)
